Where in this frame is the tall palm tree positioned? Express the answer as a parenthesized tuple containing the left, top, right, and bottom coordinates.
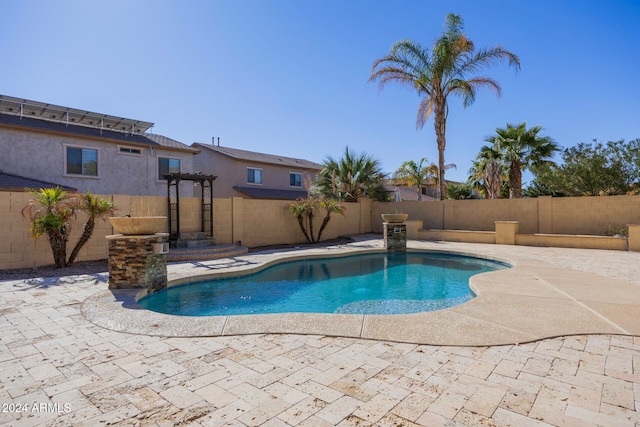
(370, 13, 520, 200)
(392, 158, 435, 201)
(484, 122, 559, 198)
(313, 147, 388, 202)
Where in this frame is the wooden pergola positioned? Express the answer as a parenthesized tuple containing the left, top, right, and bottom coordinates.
(165, 173, 217, 242)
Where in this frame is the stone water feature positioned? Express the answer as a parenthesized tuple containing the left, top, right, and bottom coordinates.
(106, 217, 169, 294)
(382, 214, 408, 252)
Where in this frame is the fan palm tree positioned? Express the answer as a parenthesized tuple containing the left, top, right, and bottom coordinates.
(468, 145, 505, 199)
(484, 122, 560, 198)
(392, 158, 436, 201)
(313, 147, 388, 202)
(370, 13, 520, 200)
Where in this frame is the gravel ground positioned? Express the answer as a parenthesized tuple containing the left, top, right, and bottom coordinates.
(0, 237, 357, 282)
(0, 260, 108, 281)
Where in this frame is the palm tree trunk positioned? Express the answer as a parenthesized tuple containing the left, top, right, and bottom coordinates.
(296, 215, 312, 243)
(48, 230, 68, 268)
(316, 213, 332, 242)
(67, 218, 95, 265)
(307, 211, 315, 243)
(509, 158, 523, 198)
(434, 101, 447, 200)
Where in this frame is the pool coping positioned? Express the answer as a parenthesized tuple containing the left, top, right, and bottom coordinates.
(81, 239, 640, 346)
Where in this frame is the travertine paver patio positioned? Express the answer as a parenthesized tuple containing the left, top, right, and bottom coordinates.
(0, 238, 639, 426)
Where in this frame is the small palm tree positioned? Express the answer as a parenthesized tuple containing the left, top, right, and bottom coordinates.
(484, 122, 560, 198)
(370, 13, 520, 200)
(428, 162, 457, 200)
(392, 158, 435, 201)
(67, 191, 115, 265)
(22, 187, 77, 268)
(313, 147, 388, 202)
(289, 196, 344, 243)
(23, 187, 115, 268)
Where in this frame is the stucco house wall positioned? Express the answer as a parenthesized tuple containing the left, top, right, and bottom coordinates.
(0, 118, 197, 197)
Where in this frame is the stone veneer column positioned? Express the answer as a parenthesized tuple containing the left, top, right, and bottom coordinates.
(383, 223, 407, 252)
(106, 233, 169, 293)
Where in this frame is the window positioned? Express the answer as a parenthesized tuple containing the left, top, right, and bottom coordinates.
(247, 168, 262, 184)
(290, 172, 302, 187)
(118, 146, 142, 155)
(158, 157, 181, 179)
(66, 146, 98, 176)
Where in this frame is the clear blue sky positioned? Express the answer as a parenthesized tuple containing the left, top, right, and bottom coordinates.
(2, 1, 639, 183)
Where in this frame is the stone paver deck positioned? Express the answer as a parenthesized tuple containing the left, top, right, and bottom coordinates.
(1, 238, 639, 426)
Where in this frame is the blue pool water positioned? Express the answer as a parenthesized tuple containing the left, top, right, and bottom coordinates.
(139, 252, 509, 316)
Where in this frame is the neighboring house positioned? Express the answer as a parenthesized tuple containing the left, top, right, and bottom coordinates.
(385, 183, 437, 202)
(0, 95, 199, 196)
(192, 142, 322, 199)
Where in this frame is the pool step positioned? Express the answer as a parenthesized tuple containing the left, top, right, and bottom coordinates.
(167, 244, 248, 263)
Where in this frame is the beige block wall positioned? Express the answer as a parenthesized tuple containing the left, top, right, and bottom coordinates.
(372, 195, 640, 236)
(238, 200, 363, 247)
(3, 191, 640, 270)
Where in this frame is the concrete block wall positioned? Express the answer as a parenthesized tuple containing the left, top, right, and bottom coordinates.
(2, 191, 640, 269)
(371, 195, 640, 236)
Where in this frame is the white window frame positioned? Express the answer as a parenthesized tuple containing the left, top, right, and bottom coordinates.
(247, 167, 263, 185)
(63, 144, 101, 178)
(117, 145, 143, 156)
(157, 156, 181, 181)
(289, 172, 302, 188)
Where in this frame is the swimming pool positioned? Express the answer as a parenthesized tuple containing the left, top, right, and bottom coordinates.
(139, 251, 510, 316)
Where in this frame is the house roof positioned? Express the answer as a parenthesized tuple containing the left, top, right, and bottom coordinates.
(145, 133, 200, 153)
(233, 186, 309, 200)
(193, 143, 322, 170)
(0, 113, 160, 146)
(0, 94, 153, 134)
(0, 171, 77, 192)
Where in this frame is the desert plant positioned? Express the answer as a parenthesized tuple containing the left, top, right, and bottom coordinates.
(392, 158, 435, 201)
(289, 196, 345, 243)
(484, 122, 559, 198)
(22, 187, 114, 268)
(313, 147, 388, 202)
(370, 13, 520, 199)
(446, 182, 473, 199)
(67, 191, 115, 265)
